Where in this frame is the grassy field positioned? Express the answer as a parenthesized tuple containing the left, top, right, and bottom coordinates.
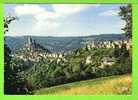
(35, 74, 131, 95)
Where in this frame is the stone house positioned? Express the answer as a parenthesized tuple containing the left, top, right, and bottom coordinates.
(99, 57, 116, 69)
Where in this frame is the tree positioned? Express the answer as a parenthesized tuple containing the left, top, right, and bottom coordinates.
(4, 16, 32, 94)
(4, 16, 18, 34)
(4, 16, 17, 94)
(119, 4, 132, 38)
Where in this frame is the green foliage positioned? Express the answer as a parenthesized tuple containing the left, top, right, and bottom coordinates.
(4, 16, 32, 94)
(119, 4, 132, 38)
(4, 44, 33, 94)
(10, 44, 131, 91)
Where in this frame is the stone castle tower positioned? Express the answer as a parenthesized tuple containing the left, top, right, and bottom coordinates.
(26, 37, 40, 52)
(25, 36, 48, 52)
(26, 37, 34, 51)
(28, 37, 33, 46)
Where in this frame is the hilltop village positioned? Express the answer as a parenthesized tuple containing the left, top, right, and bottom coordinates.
(14, 37, 66, 62)
(13, 37, 132, 69)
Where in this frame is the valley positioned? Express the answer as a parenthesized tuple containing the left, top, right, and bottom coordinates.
(7, 35, 132, 95)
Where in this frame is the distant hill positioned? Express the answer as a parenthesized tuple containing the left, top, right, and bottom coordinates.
(5, 34, 126, 53)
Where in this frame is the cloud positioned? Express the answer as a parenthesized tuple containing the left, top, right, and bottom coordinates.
(12, 4, 101, 36)
(34, 11, 61, 20)
(52, 4, 100, 15)
(14, 4, 62, 35)
(14, 4, 100, 18)
(34, 4, 100, 34)
(35, 4, 100, 20)
(14, 4, 45, 16)
(99, 10, 119, 16)
(33, 20, 60, 35)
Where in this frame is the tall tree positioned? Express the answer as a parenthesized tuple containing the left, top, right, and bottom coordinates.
(119, 4, 132, 38)
(4, 16, 18, 94)
(4, 16, 32, 94)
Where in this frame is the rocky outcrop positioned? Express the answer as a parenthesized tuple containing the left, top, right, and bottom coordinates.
(85, 39, 132, 50)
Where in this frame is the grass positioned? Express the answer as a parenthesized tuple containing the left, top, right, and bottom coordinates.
(35, 74, 131, 95)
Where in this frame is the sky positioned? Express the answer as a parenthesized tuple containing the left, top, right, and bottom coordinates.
(4, 4, 127, 37)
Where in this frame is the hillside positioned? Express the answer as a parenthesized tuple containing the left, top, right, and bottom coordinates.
(5, 34, 125, 53)
(35, 74, 131, 95)
(8, 35, 131, 95)
(12, 41, 131, 92)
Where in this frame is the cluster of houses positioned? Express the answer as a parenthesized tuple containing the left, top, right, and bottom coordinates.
(85, 55, 116, 69)
(14, 37, 132, 68)
(84, 39, 132, 69)
(85, 39, 132, 50)
(15, 51, 67, 63)
(99, 57, 116, 69)
(14, 37, 67, 63)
